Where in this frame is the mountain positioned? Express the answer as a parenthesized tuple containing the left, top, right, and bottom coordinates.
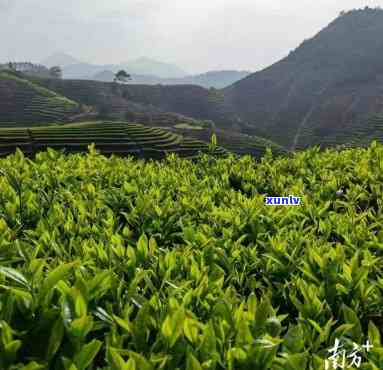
(62, 63, 107, 79)
(224, 7, 383, 149)
(41, 52, 81, 68)
(91, 70, 251, 89)
(62, 58, 187, 80)
(177, 70, 251, 89)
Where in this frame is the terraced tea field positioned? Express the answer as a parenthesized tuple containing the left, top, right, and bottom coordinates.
(124, 111, 287, 157)
(172, 127, 287, 157)
(295, 113, 383, 150)
(0, 72, 81, 126)
(0, 121, 227, 159)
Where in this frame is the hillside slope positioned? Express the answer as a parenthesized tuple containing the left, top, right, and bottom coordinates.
(0, 74, 284, 157)
(127, 111, 286, 156)
(0, 71, 82, 126)
(33, 79, 287, 155)
(35, 78, 240, 128)
(224, 8, 383, 149)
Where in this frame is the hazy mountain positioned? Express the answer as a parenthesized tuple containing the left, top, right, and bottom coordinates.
(61, 57, 187, 80)
(176, 70, 251, 89)
(122, 57, 187, 78)
(41, 52, 81, 68)
(62, 63, 108, 79)
(224, 7, 383, 149)
(91, 69, 251, 89)
(91, 70, 163, 84)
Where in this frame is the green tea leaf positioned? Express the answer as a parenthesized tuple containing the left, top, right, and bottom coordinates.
(46, 318, 64, 361)
(107, 347, 127, 370)
(0, 267, 30, 290)
(41, 261, 79, 302)
(74, 339, 102, 370)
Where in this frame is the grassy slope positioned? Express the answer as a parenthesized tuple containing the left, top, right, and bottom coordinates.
(0, 71, 81, 126)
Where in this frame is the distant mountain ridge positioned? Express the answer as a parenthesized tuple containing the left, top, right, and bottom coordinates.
(41, 53, 251, 88)
(121, 57, 187, 78)
(51, 57, 187, 79)
(91, 69, 251, 89)
(41, 53, 81, 68)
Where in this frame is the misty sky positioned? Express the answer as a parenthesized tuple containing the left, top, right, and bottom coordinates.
(1, 0, 383, 74)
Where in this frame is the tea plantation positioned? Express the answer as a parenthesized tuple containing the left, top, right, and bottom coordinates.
(0, 121, 226, 159)
(0, 142, 383, 369)
(294, 114, 383, 151)
(0, 72, 81, 126)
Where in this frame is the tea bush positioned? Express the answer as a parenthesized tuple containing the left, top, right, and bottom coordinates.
(0, 143, 382, 369)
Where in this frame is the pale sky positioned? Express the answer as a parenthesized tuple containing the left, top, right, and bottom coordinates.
(1, 0, 383, 73)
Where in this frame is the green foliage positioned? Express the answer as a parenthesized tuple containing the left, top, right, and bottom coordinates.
(0, 142, 383, 368)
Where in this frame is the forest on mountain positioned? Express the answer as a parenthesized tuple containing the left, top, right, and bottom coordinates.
(224, 7, 383, 149)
